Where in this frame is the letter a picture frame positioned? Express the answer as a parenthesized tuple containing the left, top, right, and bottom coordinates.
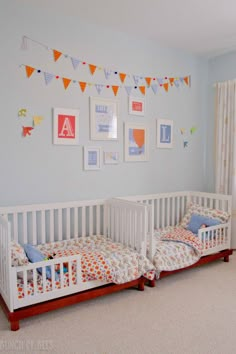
(53, 108, 79, 145)
(156, 119, 173, 148)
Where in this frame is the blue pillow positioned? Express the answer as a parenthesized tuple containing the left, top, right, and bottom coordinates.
(24, 244, 58, 280)
(187, 213, 221, 234)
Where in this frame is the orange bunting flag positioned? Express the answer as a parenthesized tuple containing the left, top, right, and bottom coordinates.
(119, 73, 126, 83)
(89, 64, 97, 75)
(112, 86, 119, 96)
(25, 65, 35, 78)
(22, 126, 33, 137)
(53, 49, 62, 62)
(145, 77, 152, 87)
(62, 78, 71, 90)
(139, 86, 146, 95)
(163, 83, 169, 92)
(79, 81, 87, 92)
(184, 76, 189, 86)
(169, 78, 175, 86)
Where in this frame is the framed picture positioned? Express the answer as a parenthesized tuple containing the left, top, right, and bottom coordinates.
(53, 108, 79, 145)
(124, 122, 148, 162)
(90, 97, 118, 140)
(104, 152, 119, 165)
(156, 119, 173, 148)
(129, 96, 145, 116)
(84, 146, 101, 170)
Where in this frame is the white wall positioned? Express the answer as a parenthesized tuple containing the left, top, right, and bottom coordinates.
(0, 1, 208, 206)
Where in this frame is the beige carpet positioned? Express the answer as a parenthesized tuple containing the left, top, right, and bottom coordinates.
(1, 255, 236, 354)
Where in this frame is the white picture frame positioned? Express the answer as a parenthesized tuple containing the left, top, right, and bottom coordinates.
(124, 122, 149, 162)
(156, 119, 174, 148)
(129, 96, 145, 116)
(84, 146, 101, 170)
(53, 108, 79, 145)
(104, 152, 119, 164)
(90, 97, 118, 141)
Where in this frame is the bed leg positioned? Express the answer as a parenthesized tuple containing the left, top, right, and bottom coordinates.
(138, 278, 145, 291)
(148, 279, 156, 287)
(10, 320, 20, 331)
(224, 255, 229, 262)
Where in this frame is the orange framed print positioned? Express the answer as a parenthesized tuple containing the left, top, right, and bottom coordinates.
(53, 108, 79, 145)
(124, 122, 148, 162)
(129, 96, 145, 116)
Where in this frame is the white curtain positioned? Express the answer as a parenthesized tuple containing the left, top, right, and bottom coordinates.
(215, 80, 236, 248)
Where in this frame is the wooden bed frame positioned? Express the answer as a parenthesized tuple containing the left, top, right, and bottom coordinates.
(0, 198, 152, 331)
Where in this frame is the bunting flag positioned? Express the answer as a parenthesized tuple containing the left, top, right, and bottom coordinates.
(25, 65, 35, 78)
(151, 84, 158, 94)
(95, 84, 104, 95)
(184, 76, 189, 86)
(180, 128, 186, 135)
(119, 73, 126, 83)
(53, 49, 62, 62)
(21, 36, 191, 89)
(163, 83, 169, 92)
(79, 81, 87, 92)
(62, 77, 71, 90)
(33, 116, 44, 126)
(133, 75, 141, 85)
(22, 126, 33, 137)
(112, 86, 119, 96)
(18, 108, 27, 117)
(139, 86, 146, 95)
(89, 64, 97, 75)
(21, 64, 190, 97)
(169, 78, 175, 86)
(71, 57, 80, 69)
(44, 72, 54, 85)
(104, 68, 112, 80)
(145, 77, 152, 87)
(125, 86, 132, 96)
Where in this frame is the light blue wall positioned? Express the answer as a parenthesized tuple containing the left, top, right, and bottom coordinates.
(0, 1, 208, 206)
(206, 51, 236, 191)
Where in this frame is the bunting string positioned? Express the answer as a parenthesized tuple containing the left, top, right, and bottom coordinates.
(20, 64, 190, 96)
(21, 36, 191, 88)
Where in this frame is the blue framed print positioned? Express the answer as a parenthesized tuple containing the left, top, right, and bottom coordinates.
(156, 119, 173, 148)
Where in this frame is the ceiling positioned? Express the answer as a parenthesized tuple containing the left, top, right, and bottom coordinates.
(22, 0, 236, 57)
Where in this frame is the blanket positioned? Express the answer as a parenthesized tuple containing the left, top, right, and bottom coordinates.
(153, 227, 202, 277)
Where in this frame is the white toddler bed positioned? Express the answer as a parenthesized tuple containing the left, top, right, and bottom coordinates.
(119, 191, 233, 279)
(0, 198, 155, 331)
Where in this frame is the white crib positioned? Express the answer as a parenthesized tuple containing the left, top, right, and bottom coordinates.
(119, 191, 233, 277)
(0, 198, 152, 331)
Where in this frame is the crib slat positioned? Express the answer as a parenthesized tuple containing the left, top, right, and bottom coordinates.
(41, 211, 46, 244)
(13, 213, 18, 243)
(66, 208, 70, 240)
(74, 207, 78, 238)
(49, 210, 54, 243)
(89, 206, 93, 236)
(81, 207, 86, 237)
(96, 206, 100, 235)
(32, 211, 37, 245)
(22, 212, 27, 244)
(58, 209, 62, 241)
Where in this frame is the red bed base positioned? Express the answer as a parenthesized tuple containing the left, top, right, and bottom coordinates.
(0, 277, 145, 331)
(147, 249, 233, 287)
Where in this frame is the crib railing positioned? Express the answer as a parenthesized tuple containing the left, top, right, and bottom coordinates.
(105, 198, 152, 257)
(0, 216, 12, 311)
(0, 199, 106, 245)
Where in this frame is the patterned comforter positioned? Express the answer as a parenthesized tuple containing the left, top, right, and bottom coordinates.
(153, 226, 203, 277)
(17, 235, 155, 299)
